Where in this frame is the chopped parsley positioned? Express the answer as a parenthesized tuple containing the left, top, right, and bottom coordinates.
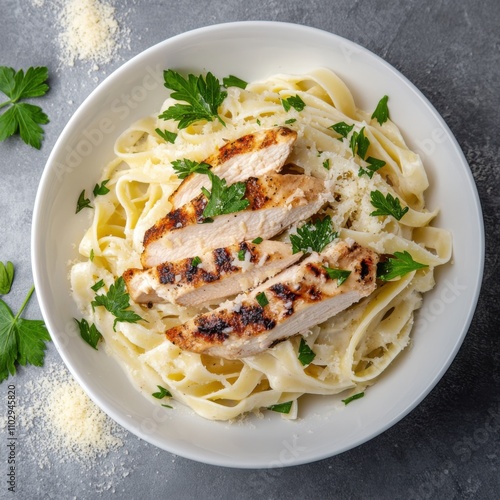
(267, 401, 293, 414)
(222, 75, 247, 89)
(159, 70, 227, 129)
(377, 251, 428, 281)
(370, 190, 409, 221)
(237, 249, 246, 261)
(252, 237, 263, 244)
(342, 392, 365, 405)
(91, 276, 143, 331)
(74, 318, 102, 350)
(256, 292, 269, 307)
(358, 157, 386, 178)
(191, 256, 202, 267)
(298, 337, 316, 366)
(0, 261, 14, 295)
(284, 118, 297, 125)
(371, 95, 389, 125)
(152, 385, 172, 399)
(89, 249, 95, 262)
(323, 266, 351, 286)
(93, 179, 110, 197)
(329, 121, 354, 140)
(350, 126, 370, 160)
(91, 279, 105, 292)
(290, 216, 338, 254)
(171, 158, 211, 180)
(281, 95, 306, 112)
(201, 172, 249, 218)
(76, 190, 92, 213)
(155, 128, 177, 143)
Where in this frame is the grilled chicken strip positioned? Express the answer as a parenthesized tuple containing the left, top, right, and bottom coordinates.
(124, 240, 302, 307)
(169, 127, 297, 209)
(141, 173, 328, 267)
(165, 241, 378, 359)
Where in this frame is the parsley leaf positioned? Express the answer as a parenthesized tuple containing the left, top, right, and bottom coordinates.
(0, 66, 50, 149)
(342, 392, 365, 405)
(155, 128, 177, 143)
(93, 179, 110, 197)
(237, 249, 246, 261)
(350, 126, 370, 160)
(91, 279, 105, 292)
(358, 157, 386, 179)
(91, 276, 143, 331)
(191, 256, 202, 267)
(256, 292, 269, 307)
(377, 251, 428, 281)
(0, 261, 15, 295)
(282, 95, 306, 112)
(171, 158, 211, 180)
(74, 318, 102, 350)
(222, 75, 247, 89)
(371, 95, 389, 125)
(76, 190, 92, 213)
(267, 401, 293, 414)
(298, 337, 316, 366)
(290, 216, 338, 254)
(202, 172, 249, 218)
(0, 284, 50, 382)
(284, 118, 297, 124)
(329, 121, 354, 140)
(152, 385, 172, 399)
(370, 190, 409, 220)
(323, 158, 330, 170)
(159, 70, 227, 129)
(252, 237, 263, 244)
(323, 266, 351, 286)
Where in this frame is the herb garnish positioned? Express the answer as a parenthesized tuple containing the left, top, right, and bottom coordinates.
(91, 276, 143, 331)
(290, 216, 338, 254)
(222, 75, 247, 89)
(0, 264, 50, 382)
(201, 172, 249, 218)
(74, 318, 103, 350)
(91, 279, 105, 292)
(0, 66, 50, 149)
(377, 251, 428, 281)
(76, 190, 92, 213)
(191, 256, 202, 267)
(93, 179, 110, 197)
(329, 121, 354, 140)
(323, 267, 351, 286)
(155, 128, 177, 144)
(159, 70, 227, 129)
(282, 95, 306, 112)
(323, 158, 331, 170)
(152, 385, 172, 399)
(252, 237, 263, 244)
(256, 292, 269, 307)
(350, 126, 370, 160)
(267, 401, 293, 414)
(237, 249, 246, 261)
(371, 95, 389, 125)
(370, 190, 408, 221)
(285, 118, 297, 125)
(342, 392, 365, 405)
(298, 337, 316, 366)
(171, 158, 211, 180)
(358, 157, 386, 178)
(0, 261, 14, 295)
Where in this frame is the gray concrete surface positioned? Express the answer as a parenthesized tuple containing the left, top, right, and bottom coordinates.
(1, 0, 499, 498)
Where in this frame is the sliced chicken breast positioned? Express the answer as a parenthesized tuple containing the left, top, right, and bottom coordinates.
(169, 126, 297, 208)
(123, 240, 302, 307)
(141, 173, 328, 267)
(165, 241, 378, 359)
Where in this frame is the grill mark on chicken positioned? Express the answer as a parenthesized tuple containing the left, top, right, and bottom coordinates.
(169, 127, 297, 209)
(165, 241, 379, 358)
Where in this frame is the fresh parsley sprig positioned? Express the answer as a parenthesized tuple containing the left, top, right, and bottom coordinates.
(0, 66, 50, 149)
(376, 251, 428, 281)
(0, 261, 14, 295)
(370, 190, 409, 221)
(171, 158, 211, 180)
(201, 172, 249, 218)
(0, 263, 50, 382)
(290, 216, 338, 254)
(91, 276, 143, 331)
(160, 70, 227, 129)
(371, 95, 390, 125)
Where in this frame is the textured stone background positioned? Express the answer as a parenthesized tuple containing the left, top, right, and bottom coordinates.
(0, 0, 499, 498)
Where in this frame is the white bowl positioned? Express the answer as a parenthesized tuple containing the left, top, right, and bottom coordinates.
(32, 21, 484, 468)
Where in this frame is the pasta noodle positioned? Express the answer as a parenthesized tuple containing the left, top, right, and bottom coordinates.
(70, 68, 452, 421)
